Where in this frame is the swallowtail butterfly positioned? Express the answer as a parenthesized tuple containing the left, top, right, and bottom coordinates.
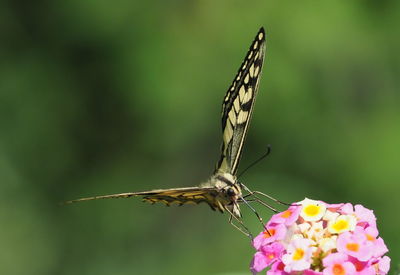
(66, 27, 269, 235)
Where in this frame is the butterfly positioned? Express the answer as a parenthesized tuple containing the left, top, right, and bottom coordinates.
(66, 27, 271, 236)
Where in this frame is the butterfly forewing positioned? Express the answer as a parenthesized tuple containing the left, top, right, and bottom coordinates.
(216, 28, 266, 175)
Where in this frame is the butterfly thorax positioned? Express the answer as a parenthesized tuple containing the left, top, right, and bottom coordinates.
(201, 172, 242, 218)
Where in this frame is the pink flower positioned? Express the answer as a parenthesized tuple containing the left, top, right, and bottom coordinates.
(337, 231, 373, 261)
(323, 252, 348, 266)
(327, 203, 345, 211)
(251, 252, 269, 274)
(253, 223, 287, 250)
(362, 226, 378, 239)
(250, 242, 285, 274)
(377, 256, 391, 274)
(249, 199, 390, 275)
(267, 260, 288, 275)
(355, 205, 377, 228)
(339, 204, 377, 229)
(360, 227, 388, 258)
(347, 256, 375, 275)
(373, 238, 388, 258)
(355, 266, 375, 275)
(282, 238, 313, 272)
(322, 253, 356, 275)
(340, 203, 354, 215)
(268, 205, 301, 226)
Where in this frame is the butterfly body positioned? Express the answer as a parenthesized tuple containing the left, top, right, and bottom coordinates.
(66, 27, 266, 222)
(201, 172, 242, 217)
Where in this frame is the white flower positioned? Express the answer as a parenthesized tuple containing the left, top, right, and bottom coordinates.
(282, 238, 313, 272)
(328, 214, 356, 234)
(299, 198, 326, 222)
(298, 222, 311, 234)
(323, 210, 339, 221)
(292, 233, 306, 241)
(307, 221, 324, 240)
(319, 237, 337, 252)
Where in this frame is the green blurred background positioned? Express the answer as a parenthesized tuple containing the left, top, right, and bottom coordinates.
(1, 1, 399, 274)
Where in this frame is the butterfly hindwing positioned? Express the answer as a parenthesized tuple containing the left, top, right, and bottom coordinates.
(138, 187, 219, 208)
(216, 28, 266, 175)
(65, 187, 224, 211)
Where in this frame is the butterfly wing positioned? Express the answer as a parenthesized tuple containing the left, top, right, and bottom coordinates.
(216, 27, 266, 175)
(64, 187, 226, 211)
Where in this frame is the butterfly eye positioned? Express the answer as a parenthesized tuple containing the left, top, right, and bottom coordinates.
(226, 188, 236, 197)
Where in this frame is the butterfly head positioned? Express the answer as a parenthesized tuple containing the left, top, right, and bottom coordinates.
(211, 173, 242, 218)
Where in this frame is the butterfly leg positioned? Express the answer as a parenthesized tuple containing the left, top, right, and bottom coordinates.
(240, 183, 291, 208)
(243, 195, 278, 213)
(235, 197, 277, 237)
(249, 191, 291, 206)
(238, 196, 265, 228)
(225, 208, 253, 239)
(228, 215, 253, 240)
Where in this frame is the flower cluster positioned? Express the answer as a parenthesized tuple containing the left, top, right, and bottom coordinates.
(250, 198, 390, 274)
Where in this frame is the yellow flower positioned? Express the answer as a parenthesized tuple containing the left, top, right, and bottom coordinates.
(328, 215, 356, 234)
(299, 198, 326, 222)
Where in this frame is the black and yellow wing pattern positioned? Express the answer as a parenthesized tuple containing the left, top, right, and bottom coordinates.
(66, 28, 267, 219)
(65, 187, 224, 211)
(216, 27, 266, 175)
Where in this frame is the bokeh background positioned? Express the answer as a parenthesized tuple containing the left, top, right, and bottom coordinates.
(1, 1, 399, 274)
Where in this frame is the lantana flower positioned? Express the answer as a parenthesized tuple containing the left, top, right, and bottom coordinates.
(253, 223, 287, 250)
(250, 198, 390, 274)
(282, 238, 313, 272)
(322, 252, 356, 275)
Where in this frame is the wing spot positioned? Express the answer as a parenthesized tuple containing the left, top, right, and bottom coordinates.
(237, 110, 249, 124)
(258, 32, 264, 40)
(249, 64, 255, 77)
(239, 85, 246, 102)
(254, 66, 260, 77)
(253, 41, 258, 50)
(228, 109, 236, 127)
(223, 121, 233, 143)
(244, 74, 249, 84)
(242, 60, 248, 69)
(243, 88, 253, 104)
(234, 97, 240, 112)
(248, 51, 253, 60)
(224, 94, 230, 102)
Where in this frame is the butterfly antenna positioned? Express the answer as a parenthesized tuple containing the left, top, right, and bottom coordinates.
(238, 145, 272, 179)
